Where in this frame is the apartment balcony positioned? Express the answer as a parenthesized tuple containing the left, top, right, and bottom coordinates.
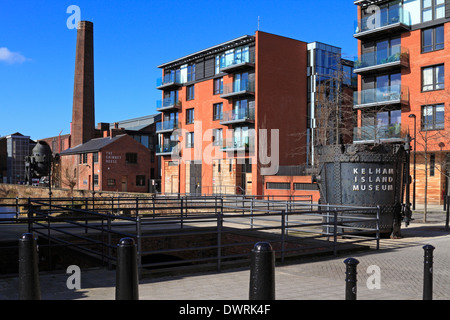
(156, 72, 182, 90)
(220, 79, 255, 100)
(220, 55, 255, 74)
(220, 137, 253, 153)
(354, 7, 411, 40)
(353, 85, 409, 109)
(353, 124, 408, 144)
(220, 106, 255, 125)
(155, 142, 179, 156)
(156, 97, 182, 112)
(354, 47, 409, 75)
(155, 121, 181, 134)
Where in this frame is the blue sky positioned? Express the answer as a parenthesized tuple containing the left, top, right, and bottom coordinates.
(0, 0, 358, 140)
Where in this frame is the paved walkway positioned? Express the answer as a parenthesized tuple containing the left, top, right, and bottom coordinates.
(1, 205, 450, 301)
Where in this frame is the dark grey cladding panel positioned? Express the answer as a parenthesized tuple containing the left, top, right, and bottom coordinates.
(195, 60, 204, 81)
(204, 57, 215, 78)
(446, 0, 450, 18)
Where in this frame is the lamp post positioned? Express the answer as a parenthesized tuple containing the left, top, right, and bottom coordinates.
(409, 114, 416, 211)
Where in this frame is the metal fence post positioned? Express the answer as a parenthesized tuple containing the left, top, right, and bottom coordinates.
(423, 244, 435, 300)
(344, 257, 359, 300)
(115, 238, 139, 300)
(19, 233, 41, 300)
(249, 242, 275, 300)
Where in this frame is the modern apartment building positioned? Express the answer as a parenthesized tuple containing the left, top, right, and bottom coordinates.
(156, 31, 353, 197)
(353, 0, 450, 204)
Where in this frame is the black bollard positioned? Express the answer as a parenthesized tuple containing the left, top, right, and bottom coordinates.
(249, 242, 275, 300)
(115, 238, 139, 300)
(18, 233, 41, 300)
(344, 258, 359, 300)
(423, 245, 435, 300)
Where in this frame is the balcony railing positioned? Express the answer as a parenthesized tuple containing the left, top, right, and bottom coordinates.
(353, 85, 409, 108)
(354, 7, 411, 39)
(220, 79, 255, 99)
(220, 137, 253, 152)
(156, 71, 182, 90)
(155, 121, 181, 133)
(353, 124, 408, 143)
(156, 97, 181, 112)
(220, 54, 255, 73)
(155, 142, 179, 156)
(354, 47, 409, 74)
(220, 105, 255, 125)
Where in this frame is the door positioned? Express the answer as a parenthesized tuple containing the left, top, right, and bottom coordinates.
(121, 176, 127, 192)
(189, 162, 202, 195)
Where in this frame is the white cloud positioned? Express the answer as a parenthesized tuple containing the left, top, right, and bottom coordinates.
(0, 47, 29, 64)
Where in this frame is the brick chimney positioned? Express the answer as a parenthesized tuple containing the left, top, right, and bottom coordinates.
(71, 21, 95, 147)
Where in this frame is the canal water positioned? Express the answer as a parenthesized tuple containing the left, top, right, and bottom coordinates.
(0, 207, 16, 219)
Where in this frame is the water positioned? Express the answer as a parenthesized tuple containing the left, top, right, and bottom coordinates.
(0, 207, 16, 219)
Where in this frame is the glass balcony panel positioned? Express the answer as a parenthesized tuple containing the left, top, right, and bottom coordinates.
(221, 104, 255, 124)
(353, 124, 408, 143)
(156, 121, 181, 132)
(222, 79, 255, 96)
(354, 47, 409, 71)
(156, 97, 181, 111)
(156, 141, 178, 155)
(156, 70, 182, 88)
(353, 85, 409, 108)
(354, 7, 411, 37)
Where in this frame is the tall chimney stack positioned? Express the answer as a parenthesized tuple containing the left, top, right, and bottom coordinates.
(71, 20, 95, 147)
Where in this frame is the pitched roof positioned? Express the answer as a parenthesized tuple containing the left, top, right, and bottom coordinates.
(60, 134, 126, 155)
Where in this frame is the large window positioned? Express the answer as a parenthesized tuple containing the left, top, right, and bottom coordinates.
(186, 85, 195, 100)
(186, 108, 194, 124)
(213, 103, 223, 120)
(187, 64, 195, 82)
(422, 104, 445, 130)
(186, 132, 194, 148)
(422, 25, 444, 53)
(126, 153, 138, 164)
(422, 0, 445, 22)
(422, 64, 444, 91)
(214, 77, 223, 95)
(213, 128, 223, 146)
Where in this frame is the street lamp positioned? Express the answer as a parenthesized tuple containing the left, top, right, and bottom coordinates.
(409, 114, 416, 210)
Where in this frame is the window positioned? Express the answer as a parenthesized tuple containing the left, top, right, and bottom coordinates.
(107, 179, 116, 186)
(136, 175, 146, 186)
(187, 64, 195, 82)
(422, 25, 444, 53)
(422, 0, 445, 22)
(214, 78, 223, 95)
(93, 152, 98, 163)
(186, 85, 195, 100)
(422, 64, 444, 91)
(213, 128, 223, 146)
(186, 108, 194, 124)
(79, 153, 88, 164)
(213, 103, 223, 120)
(266, 182, 290, 190)
(186, 132, 194, 148)
(430, 153, 436, 176)
(422, 104, 445, 130)
(126, 153, 138, 164)
(93, 174, 99, 186)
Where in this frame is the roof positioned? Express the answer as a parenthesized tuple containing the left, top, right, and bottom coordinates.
(157, 35, 255, 69)
(60, 135, 126, 155)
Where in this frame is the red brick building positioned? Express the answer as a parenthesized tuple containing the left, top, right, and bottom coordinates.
(353, 0, 450, 205)
(156, 31, 353, 198)
(60, 134, 151, 193)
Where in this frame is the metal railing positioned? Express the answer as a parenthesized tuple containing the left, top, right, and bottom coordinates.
(10, 196, 380, 276)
